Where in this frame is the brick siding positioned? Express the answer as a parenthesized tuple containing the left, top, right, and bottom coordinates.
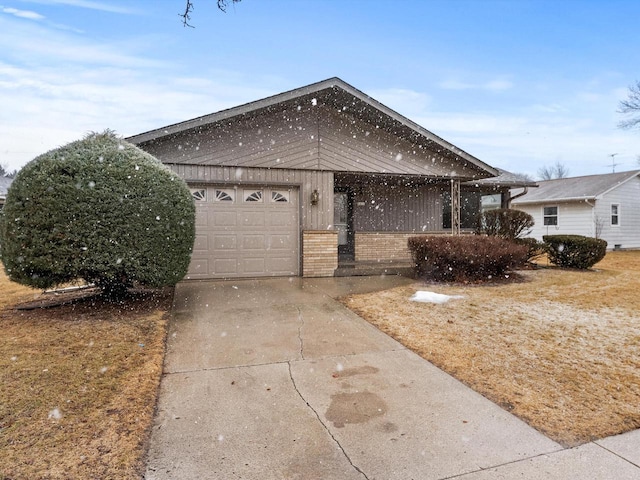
(355, 232, 451, 262)
(302, 231, 338, 277)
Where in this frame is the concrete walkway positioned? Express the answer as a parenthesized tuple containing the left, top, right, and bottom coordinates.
(145, 276, 640, 479)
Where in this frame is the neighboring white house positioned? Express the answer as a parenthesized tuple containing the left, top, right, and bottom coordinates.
(512, 170, 640, 250)
(0, 176, 13, 210)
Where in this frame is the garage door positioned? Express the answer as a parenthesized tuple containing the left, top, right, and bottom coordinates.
(186, 185, 299, 279)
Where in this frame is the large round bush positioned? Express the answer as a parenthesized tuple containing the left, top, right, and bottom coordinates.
(0, 131, 195, 292)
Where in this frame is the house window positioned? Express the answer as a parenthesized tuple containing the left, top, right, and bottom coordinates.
(191, 188, 206, 202)
(215, 189, 235, 202)
(543, 206, 558, 226)
(271, 190, 290, 203)
(442, 190, 481, 229)
(611, 204, 620, 226)
(481, 194, 502, 213)
(244, 189, 263, 202)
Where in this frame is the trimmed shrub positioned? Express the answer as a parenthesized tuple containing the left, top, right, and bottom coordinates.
(543, 235, 607, 269)
(0, 131, 195, 294)
(408, 235, 528, 282)
(475, 208, 534, 240)
(514, 236, 545, 263)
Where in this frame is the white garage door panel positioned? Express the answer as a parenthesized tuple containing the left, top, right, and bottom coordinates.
(195, 207, 209, 227)
(241, 257, 266, 274)
(242, 212, 265, 226)
(213, 258, 237, 274)
(193, 234, 209, 252)
(189, 258, 209, 275)
(212, 211, 236, 227)
(213, 234, 237, 250)
(187, 186, 299, 279)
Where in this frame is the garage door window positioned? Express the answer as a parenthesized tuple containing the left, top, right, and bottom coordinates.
(215, 189, 235, 202)
(191, 188, 206, 202)
(271, 190, 290, 203)
(244, 189, 263, 202)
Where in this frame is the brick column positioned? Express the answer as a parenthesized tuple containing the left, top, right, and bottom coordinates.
(302, 231, 338, 277)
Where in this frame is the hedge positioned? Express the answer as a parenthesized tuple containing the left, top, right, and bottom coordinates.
(408, 235, 528, 282)
(0, 131, 195, 294)
(543, 235, 607, 269)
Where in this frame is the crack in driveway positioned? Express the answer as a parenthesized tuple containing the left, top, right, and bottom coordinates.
(296, 305, 305, 360)
(287, 362, 369, 480)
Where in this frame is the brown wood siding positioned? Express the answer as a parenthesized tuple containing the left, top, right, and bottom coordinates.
(353, 183, 443, 232)
(318, 108, 465, 177)
(168, 164, 333, 231)
(143, 106, 320, 169)
(140, 104, 487, 179)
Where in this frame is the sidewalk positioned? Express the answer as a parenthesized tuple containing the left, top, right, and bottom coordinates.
(145, 276, 640, 479)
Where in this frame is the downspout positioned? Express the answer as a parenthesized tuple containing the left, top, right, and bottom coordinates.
(507, 187, 528, 209)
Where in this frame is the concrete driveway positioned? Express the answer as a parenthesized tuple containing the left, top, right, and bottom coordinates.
(145, 276, 640, 479)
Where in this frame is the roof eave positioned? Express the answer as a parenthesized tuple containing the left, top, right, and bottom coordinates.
(513, 196, 598, 205)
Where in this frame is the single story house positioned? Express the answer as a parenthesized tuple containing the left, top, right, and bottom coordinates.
(512, 170, 640, 250)
(0, 176, 13, 210)
(128, 77, 530, 279)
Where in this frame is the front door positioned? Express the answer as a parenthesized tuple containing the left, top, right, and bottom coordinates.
(334, 190, 354, 259)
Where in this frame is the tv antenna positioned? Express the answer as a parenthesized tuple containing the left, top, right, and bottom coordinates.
(608, 153, 619, 173)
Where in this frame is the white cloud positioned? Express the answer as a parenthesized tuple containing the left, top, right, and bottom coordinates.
(0, 17, 165, 67)
(438, 78, 513, 92)
(368, 88, 432, 117)
(19, 0, 138, 14)
(1, 6, 45, 20)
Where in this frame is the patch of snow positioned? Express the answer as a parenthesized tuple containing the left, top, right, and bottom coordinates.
(409, 291, 464, 304)
(48, 408, 62, 420)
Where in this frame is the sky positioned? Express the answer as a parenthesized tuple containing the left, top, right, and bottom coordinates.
(1, 0, 640, 178)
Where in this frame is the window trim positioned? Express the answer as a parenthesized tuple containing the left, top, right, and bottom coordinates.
(543, 205, 559, 226)
(214, 188, 236, 202)
(190, 188, 207, 202)
(611, 203, 620, 226)
(243, 189, 264, 203)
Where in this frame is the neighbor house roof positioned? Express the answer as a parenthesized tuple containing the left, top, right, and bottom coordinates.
(511, 170, 640, 205)
(127, 77, 499, 179)
(466, 168, 538, 188)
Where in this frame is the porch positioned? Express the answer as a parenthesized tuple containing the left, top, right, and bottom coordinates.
(302, 172, 512, 278)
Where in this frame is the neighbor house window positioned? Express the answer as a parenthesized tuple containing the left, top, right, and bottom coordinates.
(543, 206, 558, 226)
(611, 204, 620, 226)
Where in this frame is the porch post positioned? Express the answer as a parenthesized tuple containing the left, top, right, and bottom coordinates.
(451, 179, 461, 235)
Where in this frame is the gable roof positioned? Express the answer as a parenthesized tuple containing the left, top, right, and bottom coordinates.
(127, 77, 499, 179)
(511, 170, 640, 205)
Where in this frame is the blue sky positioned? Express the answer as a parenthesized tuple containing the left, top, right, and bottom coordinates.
(1, 0, 640, 178)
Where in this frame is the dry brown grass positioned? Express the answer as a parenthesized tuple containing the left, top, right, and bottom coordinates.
(341, 250, 640, 447)
(0, 270, 170, 480)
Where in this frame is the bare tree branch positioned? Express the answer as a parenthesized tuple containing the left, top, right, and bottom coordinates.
(181, 0, 241, 27)
(618, 80, 640, 130)
(180, 0, 195, 28)
(217, 0, 240, 12)
(537, 161, 569, 181)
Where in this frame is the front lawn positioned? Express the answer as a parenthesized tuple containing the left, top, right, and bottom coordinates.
(0, 271, 169, 479)
(340, 250, 640, 447)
